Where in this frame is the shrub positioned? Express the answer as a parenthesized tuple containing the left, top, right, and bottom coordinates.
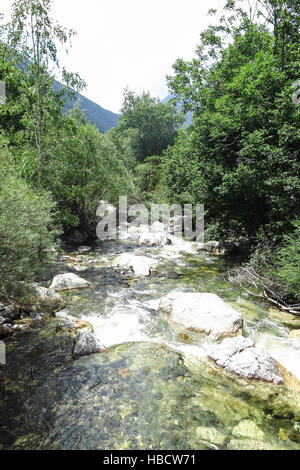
(275, 220, 300, 299)
(0, 141, 60, 301)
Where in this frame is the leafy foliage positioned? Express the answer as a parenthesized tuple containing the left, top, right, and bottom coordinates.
(275, 220, 300, 298)
(0, 138, 59, 301)
(163, 1, 300, 243)
(117, 89, 184, 162)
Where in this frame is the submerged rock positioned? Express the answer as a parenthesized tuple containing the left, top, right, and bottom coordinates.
(114, 253, 158, 276)
(208, 336, 284, 384)
(196, 426, 226, 446)
(269, 308, 300, 328)
(73, 328, 106, 359)
(56, 311, 93, 333)
(50, 273, 92, 292)
(232, 420, 265, 440)
(158, 291, 243, 338)
(228, 438, 286, 450)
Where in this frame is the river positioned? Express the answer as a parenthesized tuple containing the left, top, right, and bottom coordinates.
(0, 233, 300, 450)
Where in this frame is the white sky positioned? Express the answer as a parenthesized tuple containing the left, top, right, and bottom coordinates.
(2, 0, 224, 113)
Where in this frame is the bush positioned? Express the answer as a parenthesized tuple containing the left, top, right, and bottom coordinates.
(275, 220, 300, 299)
(0, 142, 60, 301)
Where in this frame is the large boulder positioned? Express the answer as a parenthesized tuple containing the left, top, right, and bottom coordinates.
(158, 292, 243, 338)
(3, 304, 20, 321)
(73, 328, 106, 359)
(23, 284, 66, 314)
(208, 336, 284, 384)
(113, 253, 158, 276)
(50, 273, 92, 292)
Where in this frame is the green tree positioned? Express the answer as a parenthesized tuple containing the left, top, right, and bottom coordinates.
(163, 1, 300, 242)
(1, 0, 85, 184)
(117, 89, 183, 162)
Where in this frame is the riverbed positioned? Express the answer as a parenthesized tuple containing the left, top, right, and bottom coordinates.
(0, 235, 300, 450)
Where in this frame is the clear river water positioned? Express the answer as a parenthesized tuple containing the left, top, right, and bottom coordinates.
(0, 236, 300, 450)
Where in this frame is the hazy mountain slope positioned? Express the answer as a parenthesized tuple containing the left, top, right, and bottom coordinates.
(54, 81, 120, 133)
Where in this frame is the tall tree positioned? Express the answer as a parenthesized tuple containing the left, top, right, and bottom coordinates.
(2, 0, 85, 184)
(117, 89, 183, 162)
(164, 1, 300, 241)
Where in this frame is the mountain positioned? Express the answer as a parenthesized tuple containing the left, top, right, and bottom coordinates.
(54, 82, 120, 133)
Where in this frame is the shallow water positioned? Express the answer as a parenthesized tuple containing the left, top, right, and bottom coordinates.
(0, 238, 300, 450)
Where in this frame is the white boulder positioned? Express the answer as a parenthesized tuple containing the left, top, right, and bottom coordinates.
(208, 336, 284, 384)
(158, 292, 243, 338)
(113, 253, 158, 276)
(50, 273, 92, 292)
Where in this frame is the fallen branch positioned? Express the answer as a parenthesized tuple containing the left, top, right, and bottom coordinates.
(228, 265, 300, 316)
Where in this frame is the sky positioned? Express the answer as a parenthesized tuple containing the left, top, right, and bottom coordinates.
(2, 0, 224, 113)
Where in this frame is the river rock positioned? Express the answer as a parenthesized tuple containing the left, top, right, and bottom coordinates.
(73, 328, 106, 359)
(208, 336, 284, 384)
(3, 304, 20, 321)
(228, 439, 285, 451)
(56, 311, 93, 332)
(138, 231, 169, 247)
(269, 308, 300, 328)
(196, 426, 226, 446)
(192, 240, 239, 256)
(114, 253, 158, 276)
(77, 246, 92, 254)
(23, 284, 66, 314)
(50, 273, 92, 292)
(193, 241, 220, 253)
(0, 324, 13, 339)
(232, 420, 265, 440)
(289, 330, 300, 342)
(158, 292, 243, 338)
